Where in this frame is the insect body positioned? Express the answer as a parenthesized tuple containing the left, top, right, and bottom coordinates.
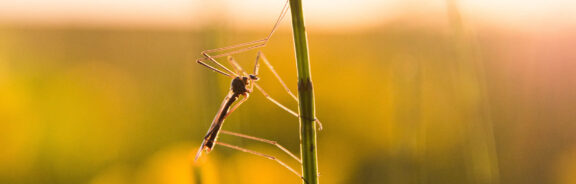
(196, 74, 258, 159)
(194, 53, 306, 179)
(193, 0, 321, 180)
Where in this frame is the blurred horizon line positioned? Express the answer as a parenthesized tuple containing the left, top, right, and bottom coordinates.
(1, 0, 575, 33)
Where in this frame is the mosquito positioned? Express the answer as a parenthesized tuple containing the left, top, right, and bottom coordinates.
(195, 53, 305, 177)
(193, 0, 321, 180)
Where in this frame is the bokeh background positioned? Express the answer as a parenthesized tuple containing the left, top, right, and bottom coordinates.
(1, 0, 576, 183)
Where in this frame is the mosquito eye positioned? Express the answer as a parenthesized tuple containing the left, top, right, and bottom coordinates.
(249, 75, 259, 81)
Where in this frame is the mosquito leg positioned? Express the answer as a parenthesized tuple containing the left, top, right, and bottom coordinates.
(253, 52, 261, 76)
(214, 141, 304, 180)
(196, 60, 234, 78)
(226, 57, 240, 75)
(220, 130, 301, 163)
(200, 0, 289, 55)
(253, 83, 324, 130)
(263, 0, 290, 40)
(259, 52, 298, 101)
(223, 48, 324, 131)
(200, 53, 239, 77)
(200, 39, 266, 55)
(200, 43, 266, 61)
(196, 0, 290, 62)
(253, 83, 298, 116)
(313, 119, 324, 131)
(227, 56, 248, 76)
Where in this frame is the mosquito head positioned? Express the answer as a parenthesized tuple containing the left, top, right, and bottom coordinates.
(249, 74, 259, 81)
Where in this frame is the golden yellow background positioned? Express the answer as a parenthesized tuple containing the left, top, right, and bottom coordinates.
(1, 0, 576, 183)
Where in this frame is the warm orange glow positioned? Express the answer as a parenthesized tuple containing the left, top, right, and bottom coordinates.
(0, 0, 575, 30)
(1, 0, 575, 184)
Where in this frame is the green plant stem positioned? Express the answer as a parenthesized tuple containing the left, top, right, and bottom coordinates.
(289, 0, 319, 183)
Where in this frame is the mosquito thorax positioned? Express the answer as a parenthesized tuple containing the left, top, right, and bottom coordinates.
(231, 77, 248, 94)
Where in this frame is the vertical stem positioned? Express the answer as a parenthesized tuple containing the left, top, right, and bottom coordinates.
(289, 0, 319, 183)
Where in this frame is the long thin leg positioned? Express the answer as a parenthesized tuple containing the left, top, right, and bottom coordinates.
(252, 53, 324, 130)
(253, 83, 299, 117)
(225, 49, 323, 131)
(201, 53, 238, 77)
(200, 0, 289, 55)
(254, 83, 324, 130)
(197, 60, 234, 78)
(200, 39, 266, 55)
(253, 52, 261, 76)
(200, 43, 266, 62)
(220, 130, 301, 163)
(196, 0, 290, 61)
(214, 141, 304, 180)
(227, 56, 248, 76)
(259, 52, 298, 101)
(226, 58, 240, 75)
